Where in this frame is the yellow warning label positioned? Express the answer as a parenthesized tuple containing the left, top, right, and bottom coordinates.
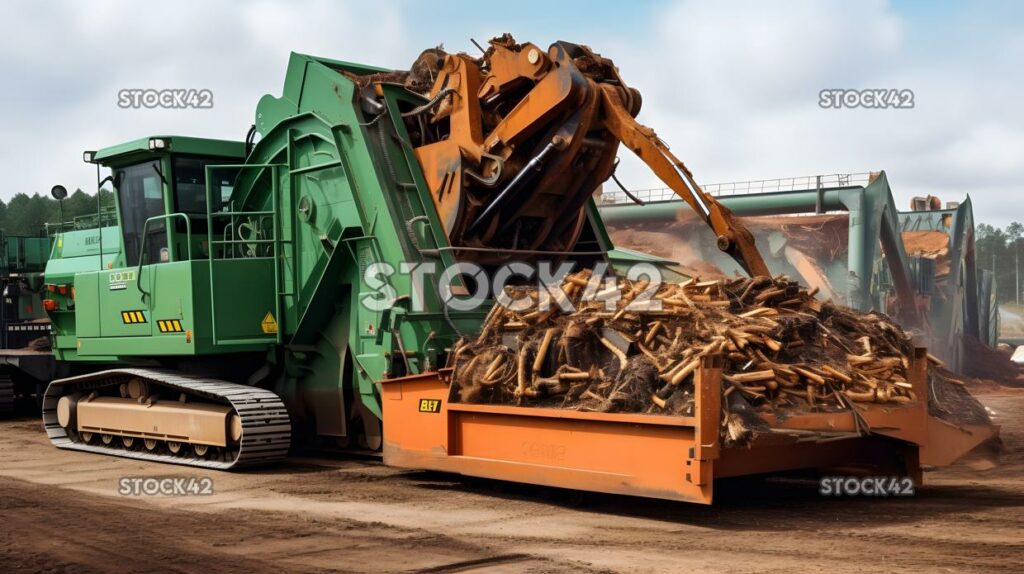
(121, 310, 147, 324)
(261, 311, 278, 334)
(158, 319, 184, 333)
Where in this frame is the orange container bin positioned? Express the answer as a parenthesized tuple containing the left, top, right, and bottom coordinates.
(381, 357, 719, 504)
(378, 350, 994, 504)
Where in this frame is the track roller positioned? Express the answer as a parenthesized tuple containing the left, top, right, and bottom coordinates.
(43, 368, 290, 470)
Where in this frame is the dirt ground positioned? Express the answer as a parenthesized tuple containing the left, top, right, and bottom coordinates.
(2, 392, 1023, 573)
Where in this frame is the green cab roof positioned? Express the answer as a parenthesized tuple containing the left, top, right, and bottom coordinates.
(91, 136, 246, 165)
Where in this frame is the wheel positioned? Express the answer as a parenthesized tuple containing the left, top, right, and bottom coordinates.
(81, 432, 94, 443)
(122, 436, 135, 448)
(194, 444, 208, 457)
(101, 434, 114, 445)
(144, 439, 158, 451)
(167, 441, 183, 454)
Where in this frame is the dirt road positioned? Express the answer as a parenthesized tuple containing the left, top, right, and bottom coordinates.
(2, 392, 1023, 573)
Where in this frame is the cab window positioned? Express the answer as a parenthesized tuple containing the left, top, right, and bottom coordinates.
(116, 161, 166, 267)
(172, 157, 212, 214)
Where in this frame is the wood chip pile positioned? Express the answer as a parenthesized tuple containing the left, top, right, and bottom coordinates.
(449, 271, 933, 425)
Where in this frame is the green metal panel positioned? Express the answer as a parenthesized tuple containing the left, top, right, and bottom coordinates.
(47, 226, 122, 276)
(94, 136, 245, 164)
(209, 259, 278, 343)
(73, 258, 274, 358)
(0, 234, 52, 274)
(73, 272, 101, 338)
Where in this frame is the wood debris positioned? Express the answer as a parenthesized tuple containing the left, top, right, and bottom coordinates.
(449, 271, 926, 433)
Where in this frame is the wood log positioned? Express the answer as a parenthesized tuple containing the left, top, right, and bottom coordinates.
(643, 321, 663, 346)
(761, 336, 783, 352)
(820, 364, 852, 384)
(515, 346, 529, 402)
(670, 357, 702, 386)
(532, 328, 557, 375)
(724, 370, 776, 383)
(483, 354, 505, 381)
(793, 366, 826, 385)
(598, 335, 629, 370)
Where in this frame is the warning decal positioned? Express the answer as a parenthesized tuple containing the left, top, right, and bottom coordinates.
(261, 312, 278, 334)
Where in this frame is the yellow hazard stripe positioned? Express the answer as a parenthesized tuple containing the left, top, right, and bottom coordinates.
(121, 311, 148, 324)
(157, 319, 184, 333)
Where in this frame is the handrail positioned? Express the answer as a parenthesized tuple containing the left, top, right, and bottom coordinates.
(205, 163, 285, 345)
(600, 172, 874, 205)
(135, 212, 193, 298)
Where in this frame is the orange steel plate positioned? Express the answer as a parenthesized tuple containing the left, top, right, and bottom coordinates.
(380, 366, 719, 503)
(377, 350, 988, 503)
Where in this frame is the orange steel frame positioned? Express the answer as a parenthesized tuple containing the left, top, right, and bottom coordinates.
(378, 349, 991, 504)
(411, 39, 769, 276)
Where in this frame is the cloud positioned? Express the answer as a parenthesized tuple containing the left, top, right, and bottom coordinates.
(605, 0, 1024, 227)
(0, 0, 413, 201)
(0, 0, 1020, 229)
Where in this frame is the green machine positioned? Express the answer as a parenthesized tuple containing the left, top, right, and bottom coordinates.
(598, 173, 999, 373)
(0, 222, 121, 415)
(41, 44, 639, 467)
(0, 231, 51, 415)
(40, 30, 717, 467)
(0, 231, 51, 346)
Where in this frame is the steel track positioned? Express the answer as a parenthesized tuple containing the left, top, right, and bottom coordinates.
(42, 368, 290, 469)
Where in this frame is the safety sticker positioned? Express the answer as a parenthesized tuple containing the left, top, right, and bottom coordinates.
(121, 310, 147, 324)
(158, 319, 184, 333)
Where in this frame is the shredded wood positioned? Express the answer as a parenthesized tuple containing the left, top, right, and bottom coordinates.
(448, 271, 929, 432)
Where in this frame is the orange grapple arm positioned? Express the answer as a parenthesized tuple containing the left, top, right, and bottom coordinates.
(598, 84, 771, 278)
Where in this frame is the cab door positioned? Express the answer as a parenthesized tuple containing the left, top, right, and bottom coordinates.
(104, 160, 166, 337)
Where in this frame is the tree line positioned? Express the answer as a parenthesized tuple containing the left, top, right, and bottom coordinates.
(976, 222, 1023, 304)
(0, 189, 115, 236)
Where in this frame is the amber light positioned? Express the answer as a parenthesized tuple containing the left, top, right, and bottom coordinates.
(43, 299, 58, 312)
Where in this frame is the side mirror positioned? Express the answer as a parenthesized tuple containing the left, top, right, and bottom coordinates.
(50, 185, 68, 201)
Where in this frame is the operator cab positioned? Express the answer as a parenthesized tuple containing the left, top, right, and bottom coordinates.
(86, 136, 246, 267)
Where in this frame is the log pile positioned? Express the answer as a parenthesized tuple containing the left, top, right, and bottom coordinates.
(449, 271, 928, 427)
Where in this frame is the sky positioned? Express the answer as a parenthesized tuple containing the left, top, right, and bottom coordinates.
(1, 0, 1022, 226)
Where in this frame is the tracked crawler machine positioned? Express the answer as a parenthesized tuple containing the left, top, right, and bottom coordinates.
(0, 231, 51, 415)
(43, 38, 996, 502)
